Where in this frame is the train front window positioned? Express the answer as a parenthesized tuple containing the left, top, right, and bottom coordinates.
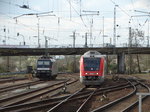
(37, 60, 51, 67)
(83, 58, 100, 71)
(38, 61, 43, 65)
(43, 61, 50, 65)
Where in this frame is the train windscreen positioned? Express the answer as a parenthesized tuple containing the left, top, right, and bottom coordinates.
(37, 60, 52, 67)
(83, 58, 100, 71)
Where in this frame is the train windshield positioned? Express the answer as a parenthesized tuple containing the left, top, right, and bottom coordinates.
(37, 60, 52, 67)
(83, 58, 100, 71)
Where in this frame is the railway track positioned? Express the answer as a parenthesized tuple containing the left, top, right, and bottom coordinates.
(0, 78, 77, 107)
(0, 77, 27, 84)
(122, 81, 150, 112)
(1, 77, 149, 112)
(0, 80, 43, 94)
(91, 79, 150, 112)
(0, 80, 130, 112)
(47, 79, 134, 112)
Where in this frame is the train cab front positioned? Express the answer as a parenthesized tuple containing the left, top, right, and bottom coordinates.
(80, 57, 104, 85)
(36, 59, 52, 79)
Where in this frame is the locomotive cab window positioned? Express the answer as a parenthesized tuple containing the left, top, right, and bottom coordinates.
(83, 58, 100, 71)
(37, 60, 52, 67)
(43, 61, 50, 65)
(37, 61, 43, 65)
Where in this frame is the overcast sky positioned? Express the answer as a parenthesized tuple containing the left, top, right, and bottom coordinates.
(0, 0, 149, 47)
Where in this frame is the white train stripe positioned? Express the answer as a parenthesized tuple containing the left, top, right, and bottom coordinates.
(37, 68, 51, 70)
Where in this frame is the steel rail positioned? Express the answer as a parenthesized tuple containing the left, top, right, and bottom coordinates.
(3, 79, 77, 107)
(121, 81, 150, 112)
(16, 84, 134, 112)
(76, 83, 137, 112)
(0, 77, 27, 84)
(76, 89, 97, 112)
(0, 93, 69, 112)
(0, 79, 71, 106)
(24, 82, 132, 112)
(47, 87, 85, 112)
(0, 80, 43, 93)
(47, 79, 131, 112)
(91, 79, 137, 112)
(0, 80, 131, 112)
(50, 82, 129, 98)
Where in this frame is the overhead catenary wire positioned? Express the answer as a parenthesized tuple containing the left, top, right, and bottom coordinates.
(1, 0, 149, 46)
(109, 0, 142, 29)
(1, 0, 134, 32)
(109, 0, 130, 17)
(66, 0, 88, 28)
(0, 0, 90, 45)
(1, 14, 88, 36)
(131, 0, 141, 26)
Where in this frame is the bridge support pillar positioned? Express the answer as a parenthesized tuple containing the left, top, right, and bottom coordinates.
(117, 52, 125, 74)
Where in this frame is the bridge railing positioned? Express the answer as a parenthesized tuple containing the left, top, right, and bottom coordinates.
(0, 43, 149, 48)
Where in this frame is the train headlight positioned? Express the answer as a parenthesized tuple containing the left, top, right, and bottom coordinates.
(96, 73, 98, 75)
(85, 73, 88, 75)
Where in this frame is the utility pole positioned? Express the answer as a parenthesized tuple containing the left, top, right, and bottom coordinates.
(90, 18, 93, 46)
(80, 0, 82, 16)
(44, 36, 57, 56)
(85, 32, 88, 47)
(148, 19, 149, 47)
(70, 31, 76, 48)
(81, 10, 99, 47)
(129, 27, 132, 47)
(45, 36, 48, 48)
(37, 17, 40, 48)
(73, 31, 76, 72)
(73, 31, 75, 48)
(13, 11, 54, 48)
(45, 36, 48, 56)
(70, 31, 77, 72)
(103, 16, 104, 47)
(110, 37, 112, 44)
(68, 0, 72, 20)
(128, 27, 132, 74)
(113, 5, 118, 47)
(4, 27, 6, 45)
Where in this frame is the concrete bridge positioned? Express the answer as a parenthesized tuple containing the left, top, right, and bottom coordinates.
(0, 47, 149, 56)
(0, 47, 150, 74)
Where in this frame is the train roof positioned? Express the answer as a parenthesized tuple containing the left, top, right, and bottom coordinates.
(37, 56, 55, 62)
(39, 56, 52, 59)
(83, 50, 105, 58)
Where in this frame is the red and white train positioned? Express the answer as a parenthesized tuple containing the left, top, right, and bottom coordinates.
(80, 50, 105, 86)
